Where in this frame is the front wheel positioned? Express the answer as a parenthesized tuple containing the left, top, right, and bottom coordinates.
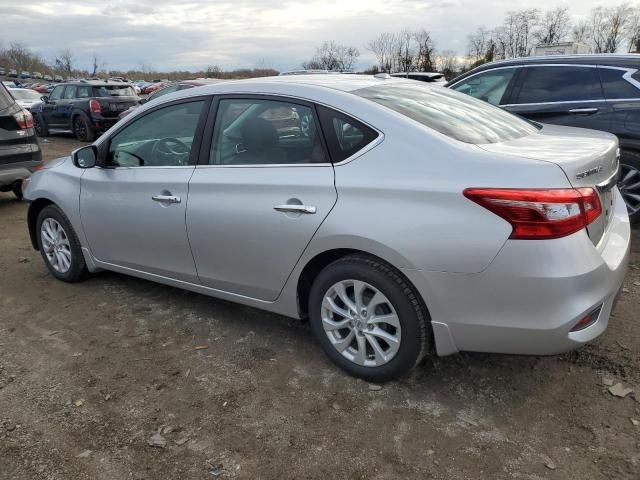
(73, 115, 96, 142)
(36, 205, 87, 282)
(12, 183, 23, 200)
(33, 113, 49, 137)
(308, 254, 430, 382)
(619, 150, 640, 224)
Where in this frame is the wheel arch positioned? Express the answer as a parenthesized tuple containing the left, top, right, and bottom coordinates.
(27, 198, 55, 250)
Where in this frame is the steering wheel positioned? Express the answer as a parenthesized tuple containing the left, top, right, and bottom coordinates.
(151, 137, 190, 166)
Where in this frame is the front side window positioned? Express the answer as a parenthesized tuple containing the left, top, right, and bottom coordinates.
(450, 68, 516, 106)
(108, 100, 204, 167)
(515, 66, 603, 104)
(599, 68, 640, 99)
(355, 83, 536, 144)
(49, 86, 64, 101)
(63, 86, 76, 99)
(150, 85, 181, 100)
(209, 98, 326, 165)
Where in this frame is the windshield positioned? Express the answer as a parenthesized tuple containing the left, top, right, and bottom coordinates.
(353, 83, 536, 144)
(10, 89, 41, 100)
(94, 85, 136, 97)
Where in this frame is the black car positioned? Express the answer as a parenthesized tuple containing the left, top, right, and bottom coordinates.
(447, 54, 640, 223)
(33, 80, 140, 141)
(0, 82, 42, 199)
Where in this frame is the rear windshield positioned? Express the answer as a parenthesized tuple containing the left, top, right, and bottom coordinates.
(10, 89, 41, 100)
(353, 83, 537, 144)
(0, 83, 14, 111)
(93, 85, 136, 97)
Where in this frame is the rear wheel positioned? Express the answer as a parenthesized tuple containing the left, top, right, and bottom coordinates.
(308, 254, 430, 382)
(33, 113, 49, 137)
(36, 205, 87, 282)
(73, 115, 95, 142)
(619, 150, 640, 224)
(12, 183, 23, 200)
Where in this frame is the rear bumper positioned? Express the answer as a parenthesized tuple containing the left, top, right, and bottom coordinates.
(0, 146, 42, 188)
(404, 188, 631, 356)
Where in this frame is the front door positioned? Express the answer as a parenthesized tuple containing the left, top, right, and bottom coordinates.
(41, 85, 65, 127)
(187, 96, 337, 301)
(80, 98, 208, 282)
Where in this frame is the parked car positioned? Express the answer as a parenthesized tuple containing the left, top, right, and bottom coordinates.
(32, 72, 43, 79)
(8, 87, 44, 109)
(390, 72, 447, 83)
(53, 75, 63, 82)
(0, 82, 42, 199)
(3, 81, 17, 88)
(447, 54, 640, 223)
(23, 76, 630, 381)
(119, 79, 224, 118)
(8, 69, 18, 78)
(33, 80, 139, 141)
(34, 84, 51, 94)
(0, 67, 6, 76)
(43, 74, 52, 81)
(20, 71, 31, 79)
(142, 81, 166, 95)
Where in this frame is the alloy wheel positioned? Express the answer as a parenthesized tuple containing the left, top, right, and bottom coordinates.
(321, 279, 401, 367)
(618, 163, 640, 217)
(40, 218, 72, 273)
(74, 118, 87, 141)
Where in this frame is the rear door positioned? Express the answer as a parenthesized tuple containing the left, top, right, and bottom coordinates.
(504, 65, 612, 132)
(187, 96, 337, 301)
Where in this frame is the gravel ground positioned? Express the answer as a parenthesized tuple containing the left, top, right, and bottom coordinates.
(1, 135, 639, 479)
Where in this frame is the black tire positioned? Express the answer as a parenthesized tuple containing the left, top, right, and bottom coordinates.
(34, 113, 49, 137)
(12, 183, 23, 200)
(73, 115, 96, 142)
(36, 205, 87, 282)
(308, 254, 430, 382)
(619, 150, 640, 224)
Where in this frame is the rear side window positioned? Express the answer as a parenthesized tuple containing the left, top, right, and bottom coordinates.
(0, 83, 14, 110)
(515, 66, 603, 104)
(77, 86, 90, 98)
(354, 83, 536, 144)
(317, 106, 378, 162)
(599, 68, 640, 99)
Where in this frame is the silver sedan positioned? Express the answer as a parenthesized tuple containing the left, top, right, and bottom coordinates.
(23, 75, 631, 381)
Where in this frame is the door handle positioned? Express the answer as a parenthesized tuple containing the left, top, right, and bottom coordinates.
(152, 194, 181, 204)
(568, 107, 599, 115)
(274, 204, 316, 214)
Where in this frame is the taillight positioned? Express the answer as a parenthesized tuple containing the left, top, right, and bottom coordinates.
(14, 109, 34, 129)
(463, 188, 602, 240)
(89, 99, 101, 113)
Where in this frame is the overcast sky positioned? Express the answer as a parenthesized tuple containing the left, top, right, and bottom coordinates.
(0, 0, 618, 72)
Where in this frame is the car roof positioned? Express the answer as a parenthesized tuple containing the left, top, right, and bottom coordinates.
(63, 80, 133, 87)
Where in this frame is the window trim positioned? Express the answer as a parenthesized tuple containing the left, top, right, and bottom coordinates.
(96, 95, 212, 169)
(197, 93, 334, 168)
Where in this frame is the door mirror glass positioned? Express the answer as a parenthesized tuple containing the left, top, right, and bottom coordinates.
(40, 95, 49, 103)
(72, 145, 97, 168)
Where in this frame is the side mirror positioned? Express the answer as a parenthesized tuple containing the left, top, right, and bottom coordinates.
(40, 96, 48, 103)
(72, 145, 97, 169)
(139, 98, 147, 105)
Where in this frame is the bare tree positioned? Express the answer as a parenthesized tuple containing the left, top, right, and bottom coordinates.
(5, 42, 32, 73)
(590, 4, 632, 53)
(413, 29, 437, 72)
(303, 41, 359, 71)
(367, 32, 396, 72)
(572, 19, 591, 45)
(467, 27, 491, 63)
(535, 7, 571, 44)
(206, 64, 222, 78)
(55, 48, 74, 76)
(90, 54, 107, 77)
(626, 5, 640, 52)
(435, 50, 459, 77)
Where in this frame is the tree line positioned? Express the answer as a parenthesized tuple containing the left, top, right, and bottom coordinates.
(2, 2, 640, 82)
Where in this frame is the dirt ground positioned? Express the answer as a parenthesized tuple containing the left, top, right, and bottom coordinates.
(1, 135, 639, 480)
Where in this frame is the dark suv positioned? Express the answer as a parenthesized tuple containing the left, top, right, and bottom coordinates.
(0, 82, 42, 199)
(447, 54, 640, 223)
(34, 81, 139, 141)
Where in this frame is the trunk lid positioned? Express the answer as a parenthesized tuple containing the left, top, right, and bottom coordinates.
(478, 123, 619, 246)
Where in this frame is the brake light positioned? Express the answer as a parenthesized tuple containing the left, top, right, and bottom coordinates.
(14, 109, 34, 129)
(89, 99, 101, 113)
(463, 188, 602, 239)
